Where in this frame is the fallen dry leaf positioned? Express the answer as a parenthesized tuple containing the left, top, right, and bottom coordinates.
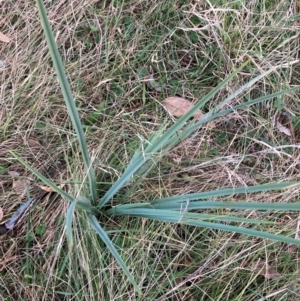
(276, 121, 291, 136)
(0, 31, 10, 43)
(39, 184, 65, 192)
(162, 96, 204, 119)
(0, 207, 3, 222)
(39, 185, 54, 192)
(251, 259, 281, 280)
(162, 96, 216, 128)
(13, 179, 28, 193)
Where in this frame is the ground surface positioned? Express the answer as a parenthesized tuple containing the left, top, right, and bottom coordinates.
(1, 0, 300, 300)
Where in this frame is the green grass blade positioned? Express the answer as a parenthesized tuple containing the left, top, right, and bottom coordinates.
(188, 220, 300, 245)
(87, 215, 141, 294)
(151, 182, 300, 204)
(106, 207, 271, 224)
(106, 199, 300, 212)
(10, 151, 99, 215)
(36, 0, 97, 202)
(98, 62, 248, 208)
(66, 201, 76, 249)
(151, 200, 300, 211)
(106, 208, 300, 246)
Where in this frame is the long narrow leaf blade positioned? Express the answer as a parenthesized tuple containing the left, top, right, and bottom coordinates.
(187, 220, 300, 246)
(36, 0, 97, 202)
(106, 207, 271, 224)
(10, 151, 99, 215)
(107, 208, 300, 245)
(151, 182, 300, 204)
(105, 199, 300, 212)
(87, 215, 141, 294)
(151, 200, 300, 211)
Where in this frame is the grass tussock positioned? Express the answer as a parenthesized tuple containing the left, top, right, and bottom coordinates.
(1, 0, 300, 300)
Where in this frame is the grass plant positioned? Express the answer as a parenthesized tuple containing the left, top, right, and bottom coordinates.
(1, 0, 300, 300)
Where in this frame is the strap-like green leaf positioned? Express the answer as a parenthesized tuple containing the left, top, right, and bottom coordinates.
(105, 198, 300, 212)
(10, 151, 99, 215)
(151, 200, 300, 211)
(151, 182, 300, 204)
(187, 220, 300, 246)
(106, 207, 300, 246)
(106, 207, 271, 224)
(87, 215, 142, 294)
(36, 0, 97, 202)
